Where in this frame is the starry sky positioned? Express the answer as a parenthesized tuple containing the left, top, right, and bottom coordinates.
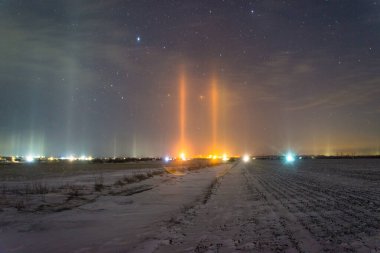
(1, 0, 380, 157)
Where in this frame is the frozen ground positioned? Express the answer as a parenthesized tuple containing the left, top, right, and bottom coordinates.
(0, 161, 176, 181)
(139, 159, 380, 253)
(1, 159, 380, 252)
(0, 161, 228, 253)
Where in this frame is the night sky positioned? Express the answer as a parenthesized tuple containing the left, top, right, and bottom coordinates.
(1, 0, 380, 157)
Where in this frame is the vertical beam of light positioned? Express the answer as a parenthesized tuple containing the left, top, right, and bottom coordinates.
(132, 133, 137, 157)
(211, 76, 218, 153)
(325, 135, 331, 156)
(64, 60, 77, 154)
(179, 68, 187, 155)
(113, 136, 117, 158)
(8, 133, 20, 156)
(28, 131, 35, 156)
(220, 81, 227, 154)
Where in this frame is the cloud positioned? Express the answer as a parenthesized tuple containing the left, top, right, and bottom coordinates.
(284, 75, 380, 111)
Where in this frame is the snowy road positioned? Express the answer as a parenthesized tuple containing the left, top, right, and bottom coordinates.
(149, 159, 380, 253)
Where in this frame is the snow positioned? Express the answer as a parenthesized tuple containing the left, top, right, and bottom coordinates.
(1, 159, 380, 252)
(138, 159, 380, 252)
(0, 162, 228, 252)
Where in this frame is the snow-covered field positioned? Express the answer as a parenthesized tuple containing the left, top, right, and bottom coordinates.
(1, 159, 380, 252)
(0, 161, 227, 253)
(152, 159, 380, 253)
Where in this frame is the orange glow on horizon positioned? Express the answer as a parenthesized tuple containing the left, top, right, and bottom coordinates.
(180, 152, 186, 161)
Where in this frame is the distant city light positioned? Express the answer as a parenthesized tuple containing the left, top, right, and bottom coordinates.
(222, 153, 229, 161)
(0, 154, 97, 163)
(242, 154, 250, 162)
(164, 156, 171, 162)
(180, 153, 186, 161)
(25, 156, 34, 163)
(285, 152, 296, 163)
(56, 155, 92, 161)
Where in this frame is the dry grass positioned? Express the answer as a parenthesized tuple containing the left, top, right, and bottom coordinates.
(1, 169, 165, 212)
(0, 161, 164, 181)
(94, 174, 104, 192)
(114, 170, 164, 187)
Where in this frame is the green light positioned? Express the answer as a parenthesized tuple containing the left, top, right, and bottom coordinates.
(285, 152, 295, 163)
